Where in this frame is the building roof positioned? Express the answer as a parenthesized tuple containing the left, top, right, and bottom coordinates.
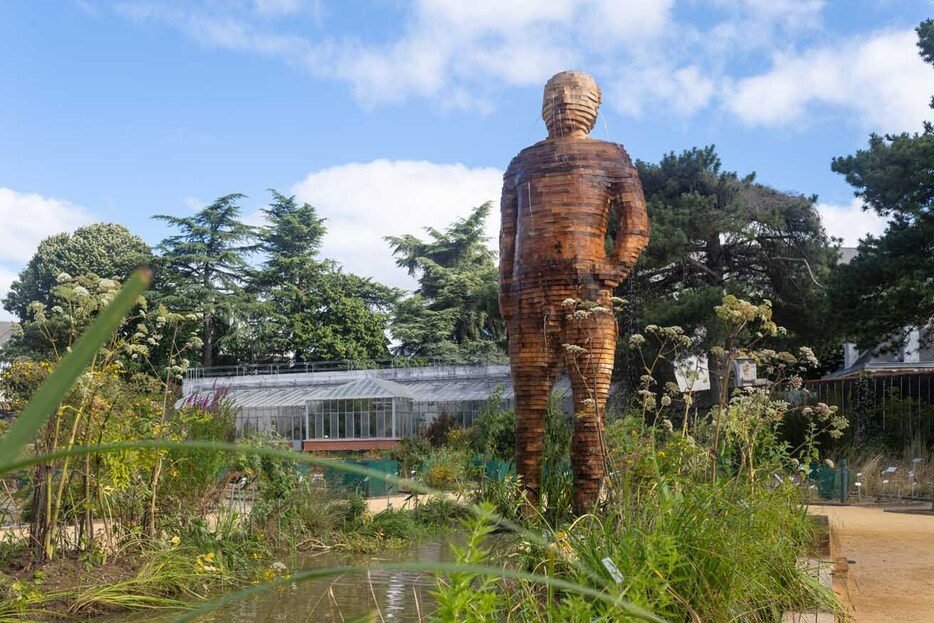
(825, 324, 934, 379)
(310, 377, 416, 400)
(223, 386, 323, 409)
(178, 364, 579, 411)
(0, 321, 17, 349)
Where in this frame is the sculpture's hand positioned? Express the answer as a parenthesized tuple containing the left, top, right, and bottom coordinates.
(613, 230, 649, 273)
(612, 172, 649, 277)
(592, 258, 623, 287)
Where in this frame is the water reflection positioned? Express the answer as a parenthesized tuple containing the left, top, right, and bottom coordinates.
(100, 538, 455, 623)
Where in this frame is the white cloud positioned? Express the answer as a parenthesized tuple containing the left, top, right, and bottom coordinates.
(114, 1, 930, 129)
(115, 0, 675, 112)
(610, 63, 716, 117)
(0, 188, 92, 320)
(710, 0, 824, 31)
(287, 160, 502, 292)
(183, 196, 205, 212)
(580, 0, 675, 43)
(817, 197, 889, 246)
(328, 0, 679, 107)
(729, 29, 933, 132)
(116, 3, 317, 61)
(0, 188, 92, 263)
(253, 0, 309, 17)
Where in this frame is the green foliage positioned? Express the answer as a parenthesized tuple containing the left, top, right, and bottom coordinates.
(387, 437, 431, 477)
(3, 273, 153, 363)
(534, 479, 834, 622)
(420, 447, 472, 490)
(424, 412, 459, 448)
(157, 393, 237, 521)
(154, 194, 257, 368)
(0, 361, 52, 413)
(830, 20, 934, 347)
(470, 386, 515, 461)
(465, 411, 840, 621)
(409, 496, 467, 529)
(630, 146, 838, 379)
(828, 22, 934, 345)
(251, 191, 398, 362)
(387, 202, 505, 363)
(0, 242, 846, 622)
(544, 394, 571, 465)
(2, 223, 151, 323)
(367, 508, 423, 541)
(859, 387, 934, 451)
(430, 502, 501, 622)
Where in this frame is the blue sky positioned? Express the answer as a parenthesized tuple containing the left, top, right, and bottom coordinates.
(1, 0, 932, 321)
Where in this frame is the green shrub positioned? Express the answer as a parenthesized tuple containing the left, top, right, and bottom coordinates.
(411, 496, 468, 529)
(421, 447, 472, 490)
(425, 412, 460, 448)
(470, 386, 515, 461)
(367, 508, 422, 541)
(388, 437, 432, 477)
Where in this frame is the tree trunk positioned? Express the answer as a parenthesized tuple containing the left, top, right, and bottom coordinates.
(29, 465, 52, 560)
(203, 310, 213, 368)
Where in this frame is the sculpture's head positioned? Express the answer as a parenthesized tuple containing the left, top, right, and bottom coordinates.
(542, 71, 601, 138)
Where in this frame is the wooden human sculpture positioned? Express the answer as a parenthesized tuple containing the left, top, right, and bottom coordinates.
(499, 70, 649, 513)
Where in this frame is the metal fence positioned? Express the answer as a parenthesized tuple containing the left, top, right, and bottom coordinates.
(803, 372, 934, 447)
(185, 356, 508, 380)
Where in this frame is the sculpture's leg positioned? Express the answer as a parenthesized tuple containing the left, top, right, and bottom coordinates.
(509, 317, 558, 514)
(563, 289, 617, 514)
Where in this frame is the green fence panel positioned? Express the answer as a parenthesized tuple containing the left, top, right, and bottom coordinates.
(323, 459, 399, 497)
(365, 460, 400, 497)
(484, 460, 515, 481)
(813, 465, 837, 499)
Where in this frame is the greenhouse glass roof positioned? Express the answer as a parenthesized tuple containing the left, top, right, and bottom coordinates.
(310, 377, 416, 400)
(179, 364, 582, 411)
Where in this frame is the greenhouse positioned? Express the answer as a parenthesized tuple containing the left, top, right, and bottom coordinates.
(181, 363, 579, 451)
(306, 377, 416, 450)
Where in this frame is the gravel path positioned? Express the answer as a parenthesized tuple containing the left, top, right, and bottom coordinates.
(811, 504, 934, 622)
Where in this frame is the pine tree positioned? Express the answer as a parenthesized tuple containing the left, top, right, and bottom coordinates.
(154, 194, 257, 368)
(386, 202, 504, 362)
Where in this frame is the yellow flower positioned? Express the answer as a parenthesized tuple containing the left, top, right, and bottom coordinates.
(195, 552, 218, 573)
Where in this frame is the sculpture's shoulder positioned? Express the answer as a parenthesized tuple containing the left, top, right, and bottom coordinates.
(585, 139, 635, 167)
(503, 140, 549, 184)
(504, 138, 635, 184)
(506, 140, 550, 166)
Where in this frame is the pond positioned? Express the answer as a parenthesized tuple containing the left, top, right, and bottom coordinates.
(100, 537, 458, 622)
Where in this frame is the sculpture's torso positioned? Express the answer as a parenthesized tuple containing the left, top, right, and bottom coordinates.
(504, 137, 636, 285)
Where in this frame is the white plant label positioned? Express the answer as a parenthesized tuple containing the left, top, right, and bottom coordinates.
(602, 557, 624, 584)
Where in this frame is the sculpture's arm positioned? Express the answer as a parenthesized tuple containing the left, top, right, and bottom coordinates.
(611, 160, 650, 275)
(499, 164, 518, 305)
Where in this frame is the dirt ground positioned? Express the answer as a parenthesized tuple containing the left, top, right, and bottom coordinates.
(811, 504, 934, 622)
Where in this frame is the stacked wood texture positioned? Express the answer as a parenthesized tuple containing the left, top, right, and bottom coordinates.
(499, 70, 649, 514)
